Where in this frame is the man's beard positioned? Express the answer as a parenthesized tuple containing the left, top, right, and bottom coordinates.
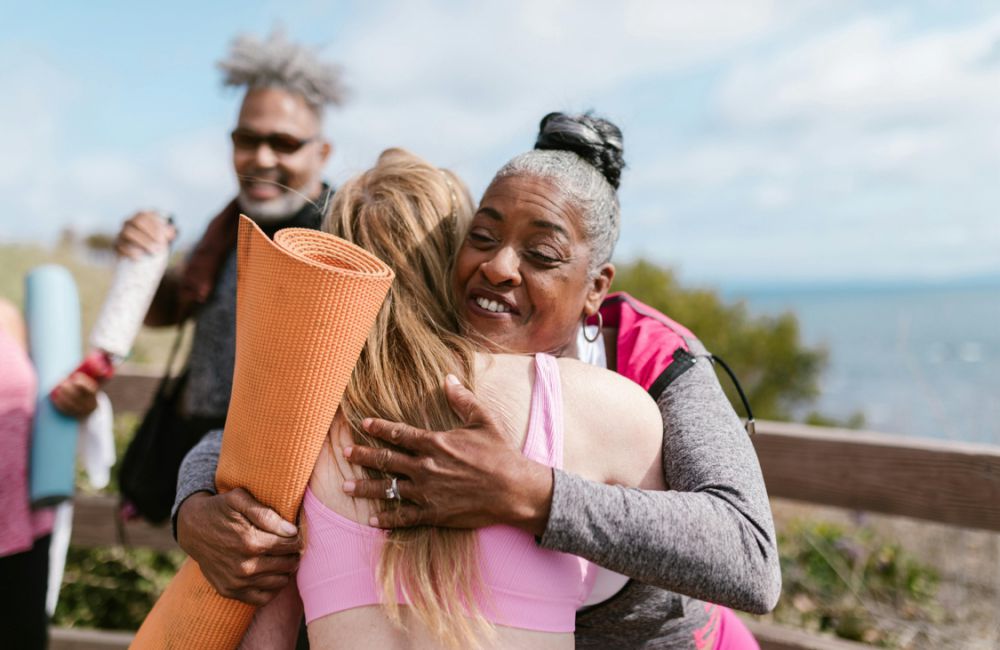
(237, 189, 312, 224)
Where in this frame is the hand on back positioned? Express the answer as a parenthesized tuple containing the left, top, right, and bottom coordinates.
(343, 375, 555, 536)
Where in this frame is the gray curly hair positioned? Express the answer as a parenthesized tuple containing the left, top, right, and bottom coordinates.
(217, 30, 346, 112)
(493, 112, 624, 275)
(494, 151, 620, 274)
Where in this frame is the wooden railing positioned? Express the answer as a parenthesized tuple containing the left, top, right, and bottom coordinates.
(752, 420, 1000, 533)
(51, 371, 1000, 650)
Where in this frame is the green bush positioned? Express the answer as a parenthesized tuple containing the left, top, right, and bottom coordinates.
(612, 259, 828, 421)
(767, 520, 941, 646)
(53, 546, 184, 631)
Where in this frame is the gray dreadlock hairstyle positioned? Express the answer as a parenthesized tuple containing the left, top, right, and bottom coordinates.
(217, 30, 346, 112)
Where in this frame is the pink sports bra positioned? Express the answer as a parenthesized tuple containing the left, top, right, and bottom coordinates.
(297, 353, 596, 632)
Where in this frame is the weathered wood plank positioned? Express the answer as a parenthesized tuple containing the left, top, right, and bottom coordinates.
(72, 494, 177, 552)
(50, 627, 133, 650)
(745, 618, 873, 650)
(753, 420, 1000, 532)
(103, 368, 160, 415)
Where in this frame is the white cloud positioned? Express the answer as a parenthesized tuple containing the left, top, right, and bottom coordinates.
(719, 15, 1000, 127)
(321, 0, 811, 193)
(160, 129, 232, 191)
(4, 2, 999, 285)
(67, 154, 143, 199)
(0, 43, 235, 243)
(620, 10, 1000, 282)
(0, 0, 815, 247)
(753, 184, 793, 210)
(335, 0, 796, 103)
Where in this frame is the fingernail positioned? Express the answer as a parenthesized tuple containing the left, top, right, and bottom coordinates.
(362, 418, 372, 430)
(342, 446, 352, 458)
(369, 516, 380, 527)
(446, 374, 460, 385)
(279, 521, 297, 536)
(342, 480, 355, 493)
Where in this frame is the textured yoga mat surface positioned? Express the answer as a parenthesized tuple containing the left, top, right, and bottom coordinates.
(25, 265, 82, 507)
(132, 216, 393, 649)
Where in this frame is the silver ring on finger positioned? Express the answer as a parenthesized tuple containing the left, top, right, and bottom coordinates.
(385, 476, 401, 501)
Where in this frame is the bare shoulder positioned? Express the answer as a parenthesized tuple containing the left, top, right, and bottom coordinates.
(473, 352, 535, 445)
(556, 356, 665, 489)
(556, 357, 659, 419)
(473, 352, 535, 397)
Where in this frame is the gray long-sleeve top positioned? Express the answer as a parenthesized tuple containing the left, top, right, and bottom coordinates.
(541, 353, 781, 613)
(173, 348, 780, 648)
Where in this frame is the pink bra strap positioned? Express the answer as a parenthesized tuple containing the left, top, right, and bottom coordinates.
(521, 354, 564, 469)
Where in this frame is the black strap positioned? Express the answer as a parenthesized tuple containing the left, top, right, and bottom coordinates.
(163, 323, 188, 379)
(149, 322, 188, 397)
(710, 354, 756, 436)
(647, 348, 697, 400)
(117, 321, 188, 542)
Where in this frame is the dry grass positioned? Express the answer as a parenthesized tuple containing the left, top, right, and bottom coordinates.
(765, 499, 1000, 649)
(0, 242, 183, 368)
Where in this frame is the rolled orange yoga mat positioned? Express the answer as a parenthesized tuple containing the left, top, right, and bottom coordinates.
(132, 216, 393, 649)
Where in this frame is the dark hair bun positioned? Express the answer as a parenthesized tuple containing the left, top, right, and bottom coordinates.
(534, 112, 625, 189)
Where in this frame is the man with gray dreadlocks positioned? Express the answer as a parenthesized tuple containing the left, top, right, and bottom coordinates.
(114, 31, 342, 564)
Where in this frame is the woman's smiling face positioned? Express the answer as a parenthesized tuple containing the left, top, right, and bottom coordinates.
(452, 174, 613, 356)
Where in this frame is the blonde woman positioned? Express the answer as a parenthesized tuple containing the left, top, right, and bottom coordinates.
(240, 148, 665, 649)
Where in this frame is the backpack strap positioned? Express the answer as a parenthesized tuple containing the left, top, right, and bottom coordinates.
(647, 348, 697, 400)
(602, 292, 755, 437)
(708, 354, 756, 436)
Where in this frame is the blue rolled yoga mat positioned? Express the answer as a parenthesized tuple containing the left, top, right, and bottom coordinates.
(26, 265, 82, 507)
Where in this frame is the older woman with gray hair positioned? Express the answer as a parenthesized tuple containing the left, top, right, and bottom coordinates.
(175, 112, 779, 648)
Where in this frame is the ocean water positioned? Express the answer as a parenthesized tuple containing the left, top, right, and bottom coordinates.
(728, 283, 1000, 445)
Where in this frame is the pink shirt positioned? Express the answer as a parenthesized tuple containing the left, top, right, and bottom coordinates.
(0, 328, 54, 557)
(298, 353, 596, 632)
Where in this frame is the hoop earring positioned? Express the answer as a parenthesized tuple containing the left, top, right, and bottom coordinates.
(583, 311, 603, 343)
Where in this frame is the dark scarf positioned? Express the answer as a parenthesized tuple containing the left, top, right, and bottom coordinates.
(176, 186, 330, 319)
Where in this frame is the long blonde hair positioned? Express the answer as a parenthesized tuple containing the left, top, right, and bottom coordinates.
(322, 148, 488, 645)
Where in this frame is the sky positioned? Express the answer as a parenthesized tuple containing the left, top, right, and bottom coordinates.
(2, 0, 999, 287)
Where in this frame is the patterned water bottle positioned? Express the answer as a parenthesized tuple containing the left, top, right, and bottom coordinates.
(68, 214, 172, 384)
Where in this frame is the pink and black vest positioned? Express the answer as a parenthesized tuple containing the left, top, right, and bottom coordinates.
(598, 292, 753, 431)
(599, 292, 698, 397)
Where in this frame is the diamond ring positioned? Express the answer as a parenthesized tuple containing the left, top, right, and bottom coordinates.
(385, 476, 400, 501)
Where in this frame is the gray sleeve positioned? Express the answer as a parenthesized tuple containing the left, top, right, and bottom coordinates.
(170, 428, 223, 539)
(538, 357, 782, 614)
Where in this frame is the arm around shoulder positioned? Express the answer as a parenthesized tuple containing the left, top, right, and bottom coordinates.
(541, 357, 781, 613)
